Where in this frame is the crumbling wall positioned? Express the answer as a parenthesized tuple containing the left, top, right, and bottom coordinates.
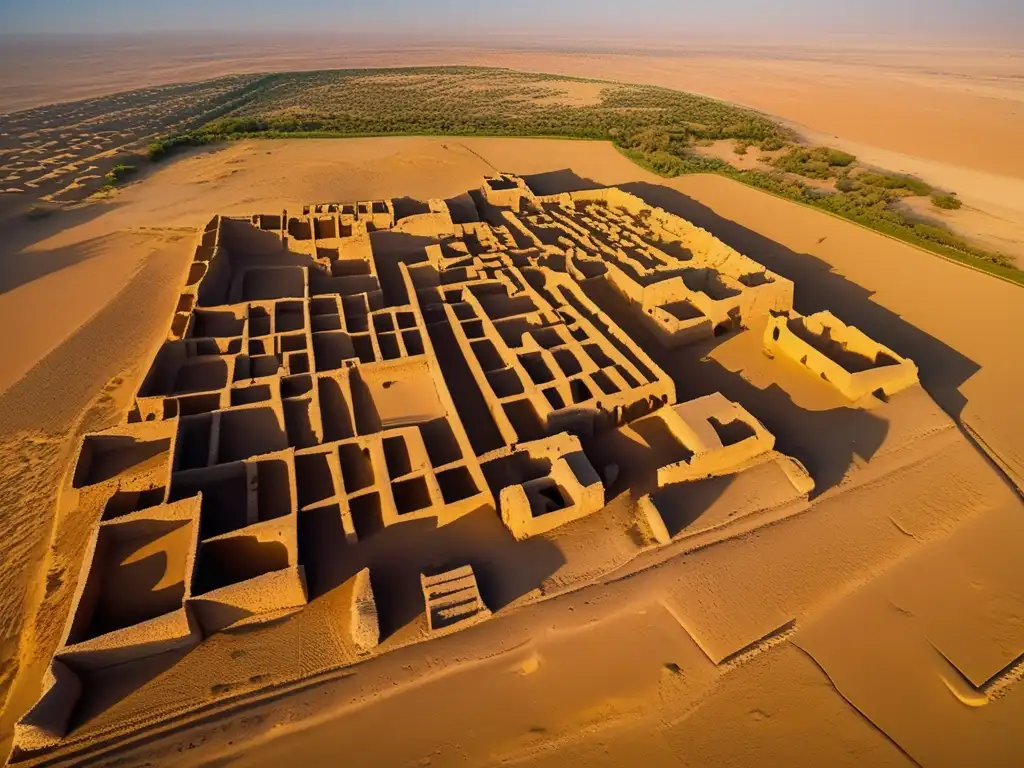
(653, 393, 778, 487)
(764, 310, 920, 401)
(482, 173, 533, 211)
(496, 433, 604, 539)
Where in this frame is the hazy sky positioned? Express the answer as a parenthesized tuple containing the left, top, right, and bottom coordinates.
(0, 0, 1021, 39)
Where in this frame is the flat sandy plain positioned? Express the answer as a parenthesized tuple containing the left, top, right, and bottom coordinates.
(2, 37, 1022, 261)
(1, 137, 1024, 766)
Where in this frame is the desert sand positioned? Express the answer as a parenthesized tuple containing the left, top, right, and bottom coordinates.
(1, 137, 1023, 766)
(2, 38, 1022, 263)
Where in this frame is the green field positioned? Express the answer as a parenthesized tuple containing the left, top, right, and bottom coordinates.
(146, 67, 1019, 284)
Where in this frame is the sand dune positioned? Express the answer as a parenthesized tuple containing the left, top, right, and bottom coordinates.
(2, 138, 1023, 765)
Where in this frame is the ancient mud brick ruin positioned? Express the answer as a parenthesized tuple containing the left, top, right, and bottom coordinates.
(764, 310, 919, 401)
(15, 174, 920, 753)
(421, 565, 492, 635)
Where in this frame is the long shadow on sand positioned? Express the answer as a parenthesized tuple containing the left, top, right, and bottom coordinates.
(522, 169, 603, 196)
(368, 231, 439, 306)
(0, 200, 131, 298)
(71, 646, 192, 733)
(618, 181, 980, 423)
(586, 420, 736, 539)
(583, 276, 889, 499)
(299, 505, 565, 641)
(75, 506, 565, 730)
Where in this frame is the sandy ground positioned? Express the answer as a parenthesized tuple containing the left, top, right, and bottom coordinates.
(2, 137, 1024, 765)
(693, 139, 763, 171)
(894, 190, 1024, 262)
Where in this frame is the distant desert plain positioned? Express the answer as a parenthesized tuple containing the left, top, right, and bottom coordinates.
(1, 36, 1024, 768)
(3, 36, 1023, 261)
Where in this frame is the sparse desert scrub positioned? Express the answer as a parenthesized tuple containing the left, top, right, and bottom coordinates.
(98, 163, 137, 193)
(758, 136, 787, 152)
(175, 68, 789, 148)
(856, 172, 933, 196)
(104, 163, 136, 184)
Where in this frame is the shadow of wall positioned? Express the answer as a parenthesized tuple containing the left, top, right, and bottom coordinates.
(521, 169, 603, 197)
(582, 251, 890, 499)
(618, 181, 979, 423)
(298, 505, 565, 641)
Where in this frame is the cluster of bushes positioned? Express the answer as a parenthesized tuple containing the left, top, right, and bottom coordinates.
(148, 132, 222, 161)
(770, 146, 857, 179)
(855, 172, 933, 196)
(152, 68, 789, 157)
(758, 136, 787, 152)
(106, 164, 136, 182)
(932, 193, 963, 210)
(144, 66, 1016, 279)
(727, 168, 1013, 269)
(619, 146, 728, 177)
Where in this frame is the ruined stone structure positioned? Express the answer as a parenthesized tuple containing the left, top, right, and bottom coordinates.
(764, 310, 920, 401)
(15, 174, 920, 754)
(497, 433, 604, 540)
(635, 393, 816, 545)
(652, 393, 779, 487)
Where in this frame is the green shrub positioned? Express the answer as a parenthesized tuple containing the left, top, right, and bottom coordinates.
(932, 193, 963, 210)
(858, 173, 932, 196)
(825, 148, 856, 167)
(835, 175, 856, 193)
(103, 163, 137, 186)
(771, 146, 858, 179)
(148, 133, 216, 162)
